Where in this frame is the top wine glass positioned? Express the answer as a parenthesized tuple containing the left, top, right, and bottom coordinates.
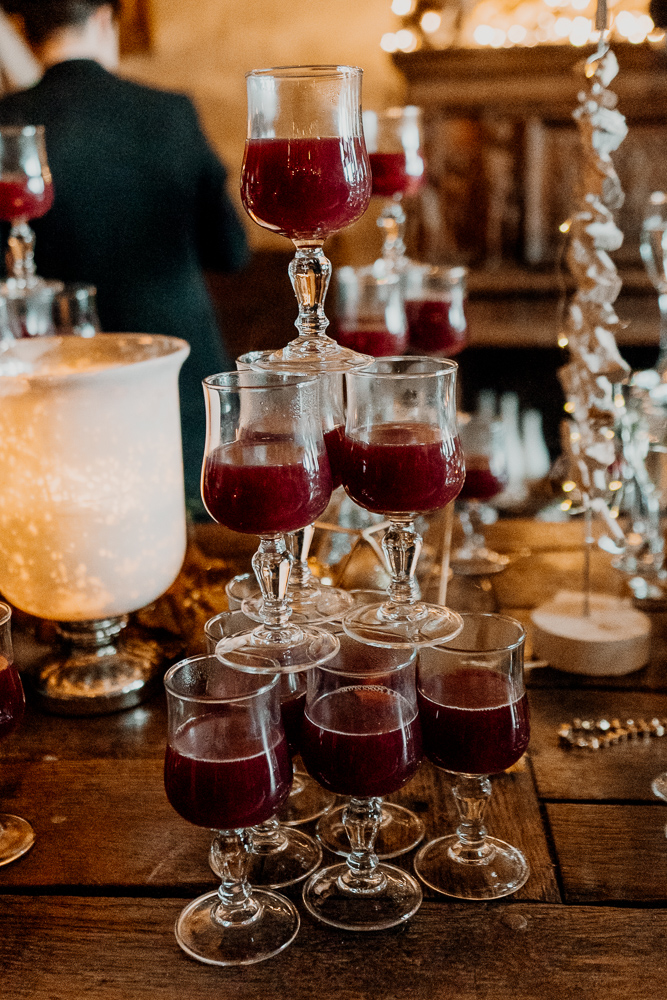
(0, 126, 54, 289)
(240, 66, 372, 372)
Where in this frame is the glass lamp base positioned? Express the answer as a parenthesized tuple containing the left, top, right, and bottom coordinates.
(302, 862, 422, 931)
(343, 600, 463, 649)
(277, 770, 337, 826)
(33, 617, 171, 715)
(414, 834, 529, 900)
(316, 801, 424, 859)
(258, 339, 372, 374)
(215, 625, 338, 674)
(241, 827, 322, 889)
(0, 814, 35, 866)
(243, 583, 354, 625)
(175, 888, 299, 966)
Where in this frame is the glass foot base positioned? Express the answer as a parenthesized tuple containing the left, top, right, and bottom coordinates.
(215, 625, 338, 674)
(175, 888, 299, 966)
(0, 814, 35, 866)
(414, 834, 529, 899)
(243, 583, 354, 625)
(449, 548, 510, 577)
(343, 601, 463, 649)
(316, 802, 424, 859)
(241, 827, 323, 889)
(302, 862, 422, 931)
(259, 340, 373, 374)
(278, 771, 337, 826)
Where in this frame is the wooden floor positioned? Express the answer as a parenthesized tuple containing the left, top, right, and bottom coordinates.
(3, 519, 667, 997)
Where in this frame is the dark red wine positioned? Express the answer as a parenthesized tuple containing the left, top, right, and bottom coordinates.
(300, 686, 422, 797)
(459, 456, 507, 501)
(280, 681, 306, 758)
(342, 422, 464, 515)
(0, 177, 54, 222)
(203, 437, 332, 534)
(241, 137, 371, 240)
(324, 425, 345, 489)
(0, 657, 24, 740)
(333, 325, 407, 357)
(369, 152, 424, 199)
(405, 299, 467, 357)
(164, 713, 292, 828)
(418, 668, 530, 775)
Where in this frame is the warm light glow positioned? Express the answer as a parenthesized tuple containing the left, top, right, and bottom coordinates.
(615, 10, 636, 35)
(474, 23, 496, 43)
(421, 10, 442, 32)
(572, 0, 589, 10)
(570, 15, 592, 43)
(558, 336, 569, 347)
(380, 32, 399, 52)
(564, 401, 576, 413)
(391, 0, 414, 14)
(602, 427, 615, 439)
(490, 27, 507, 46)
(395, 28, 419, 50)
(508, 23, 527, 41)
(559, 220, 571, 233)
(555, 16, 573, 36)
(614, 392, 625, 407)
(562, 480, 577, 492)
(560, 499, 573, 511)
(609, 480, 623, 491)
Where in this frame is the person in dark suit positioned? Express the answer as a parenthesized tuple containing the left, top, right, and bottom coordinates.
(0, 0, 250, 518)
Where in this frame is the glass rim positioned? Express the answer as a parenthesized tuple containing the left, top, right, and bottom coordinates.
(0, 124, 44, 137)
(433, 612, 526, 654)
(318, 637, 417, 677)
(348, 357, 458, 380)
(164, 652, 280, 703)
(0, 602, 10, 627)
(246, 64, 362, 81)
(203, 370, 318, 392)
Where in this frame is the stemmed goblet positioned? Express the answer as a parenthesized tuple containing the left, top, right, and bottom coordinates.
(363, 106, 425, 273)
(205, 609, 329, 888)
(0, 602, 35, 864)
(300, 634, 423, 930)
(240, 65, 372, 373)
(201, 370, 339, 670)
(341, 356, 465, 647)
(164, 653, 299, 965)
(0, 125, 54, 288)
(415, 613, 530, 899)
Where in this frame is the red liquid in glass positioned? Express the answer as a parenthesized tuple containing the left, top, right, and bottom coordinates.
(241, 137, 371, 240)
(280, 684, 306, 758)
(0, 657, 24, 740)
(459, 456, 506, 502)
(0, 176, 53, 222)
(418, 668, 530, 775)
(300, 686, 422, 797)
(333, 325, 407, 358)
(164, 713, 292, 828)
(405, 299, 467, 357)
(343, 422, 464, 515)
(369, 152, 424, 199)
(324, 425, 345, 490)
(203, 437, 332, 534)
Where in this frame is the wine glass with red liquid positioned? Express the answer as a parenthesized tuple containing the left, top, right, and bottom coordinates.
(0, 601, 35, 865)
(204, 609, 330, 888)
(202, 370, 339, 670)
(240, 66, 372, 373)
(341, 357, 465, 647)
(450, 413, 510, 576)
(334, 265, 408, 358)
(0, 126, 54, 289)
(364, 106, 425, 273)
(164, 653, 299, 964)
(415, 613, 530, 899)
(234, 353, 355, 624)
(403, 264, 468, 357)
(300, 633, 423, 931)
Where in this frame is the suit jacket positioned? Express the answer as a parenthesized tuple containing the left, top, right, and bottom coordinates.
(0, 58, 250, 513)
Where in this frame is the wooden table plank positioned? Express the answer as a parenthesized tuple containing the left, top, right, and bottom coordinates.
(1, 896, 666, 999)
(529, 688, 667, 801)
(0, 756, 558, 901)
(548, 802, 667, 902)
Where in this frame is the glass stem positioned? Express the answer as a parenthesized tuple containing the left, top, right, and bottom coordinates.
(451, 773, 494, 862)
(377, 197, 406, 270)
(289, 242, 331, 343)
(459, 502, 486, 552)
(6, 221, 37, 287)
(382, 518, 422, 609)
(339, 796, 386, 894)
(208, 829, 261, 927)
(658, 293, 667, 374)
(248, 814, 287, 852)
(285, 525, 315, 589)
(252, 535, 293, 630)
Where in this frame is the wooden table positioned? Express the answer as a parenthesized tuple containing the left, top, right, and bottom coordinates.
(2, 519, 667, 998)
